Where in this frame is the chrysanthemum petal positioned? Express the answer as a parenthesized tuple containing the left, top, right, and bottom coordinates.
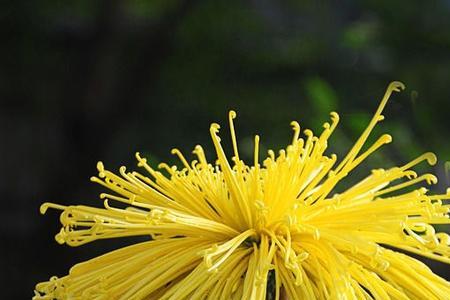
(36, 82, 450, 299)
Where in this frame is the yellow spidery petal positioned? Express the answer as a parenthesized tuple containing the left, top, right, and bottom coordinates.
(229, 110, 240, 161)
(35, 81, 450, 300)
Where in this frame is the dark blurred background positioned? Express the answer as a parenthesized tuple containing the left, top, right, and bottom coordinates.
(1, 0, 450, 298)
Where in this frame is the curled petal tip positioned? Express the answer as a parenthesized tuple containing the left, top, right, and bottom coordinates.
(388, 81, 406, 92)
(229, 110, 237, 119)
(290, 121, 300, 129)
(96, 161, 104, 172)
(135, 152, 149, 168)
(40, 203, 50, 214)
(425, 174, 438, 185)
(425, 152, 438, 166)
(381, 134, 392, 144)
(103, 199, 111, 209)
(404, 170, 417, 179)
(330, 112, 340, 122)
(40, 202, 66, 214)
(96, 161, 106, 178)
(304, 129, 313, 137)
(210, 123, 220, 131)
(55, 232, 66, 245)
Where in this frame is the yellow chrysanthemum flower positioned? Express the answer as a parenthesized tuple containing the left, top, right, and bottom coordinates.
(35, 82, 450, 300)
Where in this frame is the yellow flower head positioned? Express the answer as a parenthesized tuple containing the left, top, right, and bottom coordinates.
(35, 82, 450, 299)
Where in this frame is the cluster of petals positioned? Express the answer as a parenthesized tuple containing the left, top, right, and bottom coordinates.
(35, 82, 450, 300)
